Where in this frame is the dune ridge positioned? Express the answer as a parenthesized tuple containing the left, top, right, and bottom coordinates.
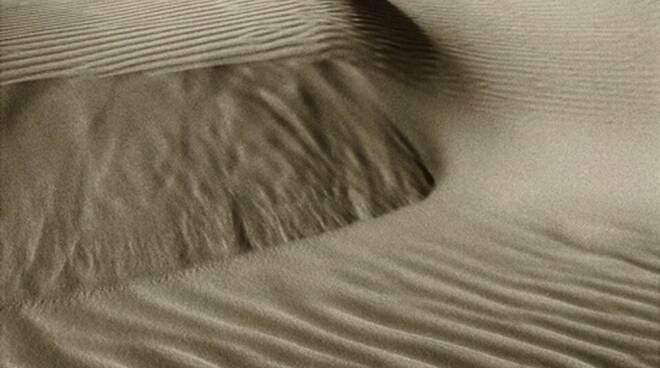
(388, 0, 660, 119)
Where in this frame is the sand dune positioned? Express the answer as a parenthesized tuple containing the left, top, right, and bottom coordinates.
(2, 0, 659, 367)
(1, 59, 435, 304)
(1, 0, 445, 305)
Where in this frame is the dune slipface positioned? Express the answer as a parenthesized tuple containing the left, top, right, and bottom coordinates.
(0, 60, 435, 305)
(0, 0, 439, 305)
(2, 0, 660, 368)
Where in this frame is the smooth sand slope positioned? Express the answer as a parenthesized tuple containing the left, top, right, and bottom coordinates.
(1, 0, 660, 367)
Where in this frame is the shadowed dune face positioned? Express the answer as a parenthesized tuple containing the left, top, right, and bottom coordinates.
(0, 62, 435, 304)
(0, 0, 447, 305)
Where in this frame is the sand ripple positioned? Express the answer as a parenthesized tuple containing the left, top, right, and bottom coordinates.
(2, 200, 658, 367)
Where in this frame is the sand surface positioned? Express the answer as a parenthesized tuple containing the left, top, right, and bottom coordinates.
(1, 0, 659, 367)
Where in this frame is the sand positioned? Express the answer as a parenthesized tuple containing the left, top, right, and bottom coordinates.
(1, 0, 659, 367)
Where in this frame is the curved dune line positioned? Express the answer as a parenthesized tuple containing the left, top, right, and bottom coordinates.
(386, 0, 660, 117)
(2, 198, 658, 367)
(1, 0, 443, 307)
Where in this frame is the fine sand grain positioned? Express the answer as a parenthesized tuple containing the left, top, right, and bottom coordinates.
(1, 0, 659, 367)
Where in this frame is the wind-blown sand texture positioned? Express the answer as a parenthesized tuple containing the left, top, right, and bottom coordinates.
(1, 0, 440, 304)
(1, 0, 659, 367)
(1, 60, 436, 304)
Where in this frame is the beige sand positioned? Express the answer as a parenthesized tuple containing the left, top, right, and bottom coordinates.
(1, 0, 442, 304)
(1, 0, 659, 367)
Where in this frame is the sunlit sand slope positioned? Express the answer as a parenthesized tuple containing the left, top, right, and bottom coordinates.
(2, 198, 659, 367)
